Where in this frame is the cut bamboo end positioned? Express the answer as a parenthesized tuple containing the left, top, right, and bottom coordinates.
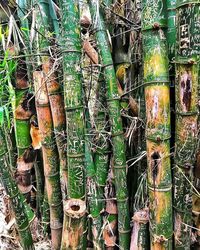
(61, 199, 87, 250)
(64, 199, 86, 218)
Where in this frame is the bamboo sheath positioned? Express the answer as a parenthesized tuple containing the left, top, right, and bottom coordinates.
(174, 0, 200, 248)
(142, 0, 173, 249)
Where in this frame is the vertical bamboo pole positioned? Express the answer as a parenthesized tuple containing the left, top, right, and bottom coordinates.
(59, 0, 87, 248)
(142, 0, 173, 248)
(0, 110, 34, 250)
(36, 0, 67, 186)
(33, 70, 63, 249)
(89, 70, 110, 249)
(174, 1, 200, 248)
(89, 1, 131, 249)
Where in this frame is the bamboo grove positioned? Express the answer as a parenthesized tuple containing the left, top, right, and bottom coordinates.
(0, 0, 199, 249)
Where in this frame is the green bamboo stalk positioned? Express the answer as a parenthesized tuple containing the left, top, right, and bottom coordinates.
(59, 1, 87, 248)
(174, 1, 200, 248)
(59, 0, 85, 200)
(85, 109, 103, 249)
(48, 0, 60, 39)
(36, 0, 67, 188)
(85, 70, 110, 249)
(0, 112, 34, 249)
(142, 1, 173, 248)
(42, 186, 50, 236)
(167, 0, 176, 62)
(14, 67, 34, 202)
(89, 2, 131, 249)
(94, 70, 110, 211)
(33, 70, 63, 249)
(16, 0, 33, 82)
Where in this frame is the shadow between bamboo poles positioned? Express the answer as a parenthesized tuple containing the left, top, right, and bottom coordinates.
(33, 70, 63, 249)
(174, 0, 200, 247)
(142, 0, 173, 248)
(89, 1, 131, 249)
(0, 126, 34, 250)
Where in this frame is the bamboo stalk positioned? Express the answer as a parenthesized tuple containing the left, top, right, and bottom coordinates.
(174, 1, 200, 248)
(86, 70, 110, 249)
(59, 1, 87, 248)
(89, 2, 131, 249)
(36, 0, 67, 187)
(33, 70, 63, 249)
(142, 1, 173, 248)
(59, 0, 86, 200)
(14, 58, 35, 203)
(0, 114, 34, 249)
(42, 186, 50, 236)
